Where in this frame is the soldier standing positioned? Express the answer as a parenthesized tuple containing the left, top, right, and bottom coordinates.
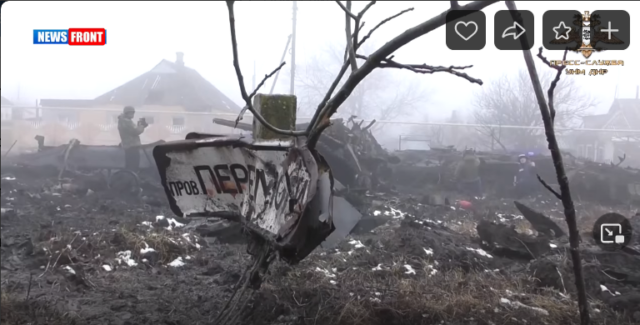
(117, 106, 147, 171)
(454, 149, 483, 199)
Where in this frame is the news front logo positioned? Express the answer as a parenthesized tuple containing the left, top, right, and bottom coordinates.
(33, 28, 106, 45)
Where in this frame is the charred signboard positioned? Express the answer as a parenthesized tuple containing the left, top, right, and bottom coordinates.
(152, 134, 336, 263)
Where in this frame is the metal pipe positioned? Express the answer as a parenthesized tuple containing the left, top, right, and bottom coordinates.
(270, 35, 292, 94)
(290, 1, 297, 96)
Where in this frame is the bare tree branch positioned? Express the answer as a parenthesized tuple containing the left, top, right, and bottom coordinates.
(356, 54, 483, 85)
(343, 1, 358, 71)
(343, 2, 375, 62)
(537, 47, 569, 123)
(536, 175, 562, 200)
(235, 61, 287, 127)
(472, 67, 595, 150)
(334, 0, 357, 20)
(357, 8, 414, 49)
(305, 0, 499, 148)
(359, 1, 376, 17)
(225, 1, 306, 136)
(505, 2, 590, 325)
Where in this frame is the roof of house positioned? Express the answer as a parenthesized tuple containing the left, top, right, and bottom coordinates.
(1, 96, 13, 106)
(93, 54, 241, 113)
(581, 98, 640, 130)
(582, 113, 609, 129)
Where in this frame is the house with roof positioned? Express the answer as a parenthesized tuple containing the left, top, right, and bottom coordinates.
(34, 52, 242, 144)
(573, 93, 640, 166)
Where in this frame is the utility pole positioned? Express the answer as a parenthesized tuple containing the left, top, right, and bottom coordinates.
(270, 35, 292, 94)
(289, 1, 297, 96)
(252, 61, 256, 90)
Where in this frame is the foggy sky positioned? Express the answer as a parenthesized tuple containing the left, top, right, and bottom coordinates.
(1, 1, 638, 120)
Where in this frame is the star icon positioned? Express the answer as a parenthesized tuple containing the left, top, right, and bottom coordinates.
(553, 21, 571, 40)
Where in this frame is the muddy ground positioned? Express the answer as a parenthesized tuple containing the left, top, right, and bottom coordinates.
(1, 165, 639, 325)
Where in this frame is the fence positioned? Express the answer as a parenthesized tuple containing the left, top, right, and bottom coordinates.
(3, 107, 639, 166)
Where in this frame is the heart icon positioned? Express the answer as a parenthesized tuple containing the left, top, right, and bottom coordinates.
(455, 21, 478, 41)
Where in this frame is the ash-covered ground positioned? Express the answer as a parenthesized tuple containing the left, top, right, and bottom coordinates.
(1, 165, 639, 325)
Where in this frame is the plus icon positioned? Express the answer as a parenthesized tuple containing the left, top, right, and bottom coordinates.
(601, 21, 619, 40)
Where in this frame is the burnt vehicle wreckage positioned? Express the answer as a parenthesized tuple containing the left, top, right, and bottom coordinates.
(2, 1, 640, 324)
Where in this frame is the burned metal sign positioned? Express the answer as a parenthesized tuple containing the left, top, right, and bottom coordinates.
(152, 135, 320, 237)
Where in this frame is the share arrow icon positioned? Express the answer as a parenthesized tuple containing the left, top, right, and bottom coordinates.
(502, 21, 526, 40)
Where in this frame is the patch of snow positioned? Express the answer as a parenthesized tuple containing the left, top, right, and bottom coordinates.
(600, 284, 621, 296)
(329, 280, 337, 285)
(348, 240, 365, 248)
(102, 265, 112, 271)
(168, 257, 185, 267)
(404, 265, 416, 275)
(500, 297, 549, 316)
(426, 264, 438, 276)
(156, 215, 165, 222)
(549, 243, 558, 248)
(115, 250, 138, 267)
(63, 265, 75, 275)
(423, 247, 434, 256)
(140, 242, 155, 254)
(466, 247, 493, 258)
(373, 210, 382, 216)
(372, 264, 384, 271)
(141, 221, 153, 227)
(165, 218, 185, 231)
(316, 267, 336, 278)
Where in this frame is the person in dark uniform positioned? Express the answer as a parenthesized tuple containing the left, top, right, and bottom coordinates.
(514, 154, 537, 198)
(117, 106, 147, 171)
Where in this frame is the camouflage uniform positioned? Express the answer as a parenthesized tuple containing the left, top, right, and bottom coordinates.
(117, 106, 146, 171)
(454, 151, 482, 198)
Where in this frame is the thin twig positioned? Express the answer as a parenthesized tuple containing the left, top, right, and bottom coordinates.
(537, 174, 562, 200)
(225, 1, 307, 137)
(537, 47, 569, 123)
(357, 8, 414, 49)
(352, 1, 376, 47)
(555, 266, 567, 294)
(334, 0, 356, 20)
(235, 62, 287, 127)
(26, 273, 33, 300)
(358, 1, 376, 18)
(343, 1, 358, 72)
(305, 1, 498, 148)
(506, 2, 590, 324)
(357, 54, 483, 85)
(249, 62, 286, 99)
(513, 237, 536, 259)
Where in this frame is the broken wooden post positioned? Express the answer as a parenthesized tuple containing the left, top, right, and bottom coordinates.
(252, 94, 297, 140)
